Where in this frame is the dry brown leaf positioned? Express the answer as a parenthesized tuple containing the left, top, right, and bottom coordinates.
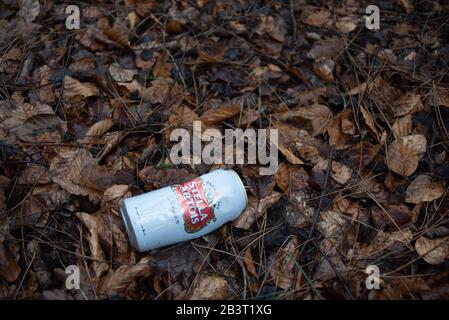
(244, 247, 258, 278)
(394, 93, 423, 117)
(63, 76, 99, 99)
(268, 236, 301, 289)
(336, 16, 358, 33)
(139, 167, 196, 190)
(398, 0, 415, 13)
(96, 17, 130, 48)
(0, 241, 20, 282)
(198, 41, 225, 63)
(109, 63, 136, 82)
(190, 274, 228, 300)
(327, 111, 352, 150)
(386, 139, 419, 177)
(350, 229, 413, 260)
(18, 163, 50, 185)
(314, 238, 346, 281)
(313, 58, 334, 82)
(164, 105, 200, 140)
(392, 115, 412, 138)
(233, 192, 281, 230)
(278, 143, 304, 165)
(81, 118, 114, 144)
(304, 10, 331, 27)
(360, 105, 380, 139)
(200, 104, 242, 125)
(314, 158, 352, 185)
(153, 51, 173, 78)
(101, 184, 131, 207)
(415, 236, 449, 265)
(399, 134, 427, 158)
(427, 91, 449, 107)
(17, 0, 40, 23)
(8, 101, 54, 123)
(10, 196, 48, 229)
(16, 114, 67, 143)
(405, 175, 445, 204)
(307, 38, 344, 60)
(254, 16, 285, 42)
(278, 104, 332, 137)
(143, 78, 176, 104)
(98, 256, 151, 296)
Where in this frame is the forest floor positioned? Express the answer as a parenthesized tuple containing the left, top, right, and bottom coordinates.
(1, 0, 449, 300)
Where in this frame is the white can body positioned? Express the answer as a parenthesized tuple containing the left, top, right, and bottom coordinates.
(120, 169, 247, 251)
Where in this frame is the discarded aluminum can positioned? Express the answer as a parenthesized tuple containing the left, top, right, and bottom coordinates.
(120, 169, 248, 252)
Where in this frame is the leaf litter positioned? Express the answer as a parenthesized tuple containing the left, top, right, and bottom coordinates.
(1, 0, 449, 300)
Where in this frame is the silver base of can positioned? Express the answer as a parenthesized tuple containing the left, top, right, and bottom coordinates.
(120, 204, 142, 252)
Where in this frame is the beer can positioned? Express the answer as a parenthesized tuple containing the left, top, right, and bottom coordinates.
(120, 169, 248, 252)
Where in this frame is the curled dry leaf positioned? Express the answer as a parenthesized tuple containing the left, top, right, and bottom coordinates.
(393, 93, 423, 117)
(307, 38, 344, 60)
(278, 144, 304, 165)
(386, 139, 420, 177)
(80, 118, 114, 144)
(17, 0, 40, 23)
(139, 167, 196, 190)
(415, 236, 449, 265)
(327, 110, 354, 150)
(200, 103, 242, 125)
(304, 9, 331, 27)
(0, 240, 20, 282)
(233, 192, 281, 230)
(17, 114, 67, 143)
(98, 256, 151, 297)
(405, 175, 445, 204)
(10, 196, 48, 229)
(336, 16, 358, 33)
(277, 104, 332, 137)
(76, 212, 109, 278)
(190, 274, 228, 300)
(254, 16, 285, 42)
(392, 115, 412, 139)
(427, 91, 449, 108)
(268, 236, 301, 289)
(399, 134, 427, 158)
(63, 76, 99, 99)
(360, 105, 380, 139)
(109, 63, 137, 82)
(101, 184, 131, 207)
(313, 58, 334, 82)
(313, 158, 352, 185)
(314, 238, 346, 281)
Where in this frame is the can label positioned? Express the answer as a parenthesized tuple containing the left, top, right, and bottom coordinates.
(172, 178, 215, 233)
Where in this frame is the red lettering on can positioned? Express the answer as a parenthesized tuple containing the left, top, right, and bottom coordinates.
(173, 178, 215, 233)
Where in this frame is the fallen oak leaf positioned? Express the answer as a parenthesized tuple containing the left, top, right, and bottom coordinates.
(63, 76, 99, 99)
(76, 212, 109, 279)
(386, 139, 420, 177)
(268, 236, 301, 289)
(190, 274, 228, 300)
(405, 175, 445, 204)
(16, 114, 67, 143)
(233, 192, 282, 230)
(415, 236, 449, 265)
(98, 256, 151, 297)
(80, 118, 114, 144)
(200, 103, 242, 125)
(109, 63, 136, 82)
(0, 240, 21, 282)
(393, 93, 423, 117)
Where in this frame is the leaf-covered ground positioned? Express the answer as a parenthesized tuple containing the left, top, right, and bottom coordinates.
(1, 0, 449, 300)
